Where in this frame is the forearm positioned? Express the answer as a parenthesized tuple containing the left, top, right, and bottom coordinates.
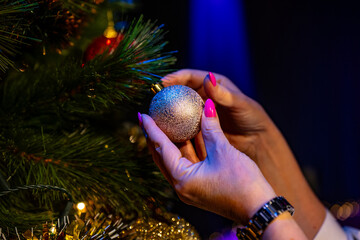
(257, 121, 326, 239)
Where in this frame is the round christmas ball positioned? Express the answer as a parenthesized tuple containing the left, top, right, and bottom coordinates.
(149, 85, 204, 142)
(83, 33, 124, 63)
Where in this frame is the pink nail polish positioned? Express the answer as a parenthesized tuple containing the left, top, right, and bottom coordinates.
(204, 99, 216, 118)
(209, 72, 216, 87)
(137, 112, 148, 138)
(137, 112, 143, 127)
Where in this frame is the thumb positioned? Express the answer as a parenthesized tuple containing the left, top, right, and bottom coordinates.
(201, 99, 229, 153)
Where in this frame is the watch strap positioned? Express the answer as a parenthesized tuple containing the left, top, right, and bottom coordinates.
(237, 196, 295, 240)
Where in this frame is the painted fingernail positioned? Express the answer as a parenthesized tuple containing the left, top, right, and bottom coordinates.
(204, 99, 216, 118)
(138, 112, 143, 127)
(137, 112, 148, 138)
(209, 72, 216, 87)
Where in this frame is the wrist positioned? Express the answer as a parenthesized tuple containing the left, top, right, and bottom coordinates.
(237, 196, 298, 240)
(242, 180, 277, 220)
(257, 119, 288, 158)
(262, 212, 307, 240)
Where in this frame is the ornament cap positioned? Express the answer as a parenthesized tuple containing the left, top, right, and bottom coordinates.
(103, 26, 117, 38)
(151, 83, 164, 94)
(103, 10, 117, 38)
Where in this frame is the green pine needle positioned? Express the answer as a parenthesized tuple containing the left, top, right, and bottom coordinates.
(0, 0, 96, 76)
(0, 14, 176, 231)
(0, 1, 39, 73)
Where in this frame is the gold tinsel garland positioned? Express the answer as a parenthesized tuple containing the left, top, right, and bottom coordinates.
(125, 214, 199, 239)
(4, 210, 199, 240)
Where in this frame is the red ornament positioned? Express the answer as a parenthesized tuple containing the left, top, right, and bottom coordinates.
(83, 33, 124, 64)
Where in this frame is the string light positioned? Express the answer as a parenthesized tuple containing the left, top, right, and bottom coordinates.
(76, 202, 85, 211)
(330, 200, 360, 221)
(49, 224, 56, 234)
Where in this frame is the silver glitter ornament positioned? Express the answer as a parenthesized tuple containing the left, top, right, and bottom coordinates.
(149, 85, 204, 142)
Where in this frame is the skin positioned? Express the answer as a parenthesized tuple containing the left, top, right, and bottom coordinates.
(141, 101, 307, 239)
(161, 69, 326, 239)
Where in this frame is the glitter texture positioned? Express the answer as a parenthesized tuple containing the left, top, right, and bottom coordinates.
(149, 85, 204, 142)
(19, 212, 199, 240)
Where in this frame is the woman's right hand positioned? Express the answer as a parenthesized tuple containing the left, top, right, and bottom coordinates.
(162, 69, 273, 161)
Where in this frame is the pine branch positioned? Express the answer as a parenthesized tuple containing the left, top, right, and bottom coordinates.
(0, 126, 169, 230)
(0, 1, 39, 73)
(1, 16, 176, 131)
(0, 0, 96, 76)
(0, 11, 177, 231)
(0, 14, 177, 218)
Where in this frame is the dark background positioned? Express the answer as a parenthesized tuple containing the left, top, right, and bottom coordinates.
(140, 1, 360, 238)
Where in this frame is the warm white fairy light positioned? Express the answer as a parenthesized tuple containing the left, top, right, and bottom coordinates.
(49, 225, 56, 234)
(77, 202, 86, 211)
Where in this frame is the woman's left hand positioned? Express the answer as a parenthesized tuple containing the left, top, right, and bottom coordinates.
(139, 99, 276, 224)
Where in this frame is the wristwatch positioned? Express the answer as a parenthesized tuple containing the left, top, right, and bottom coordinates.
(237, 196, 295, 240)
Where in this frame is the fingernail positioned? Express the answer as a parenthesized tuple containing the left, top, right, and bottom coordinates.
(204, 99, 216, 118)
(138, 112, 143, 127)
(137, 112, 148, 138)
(209, 72, 216, 87)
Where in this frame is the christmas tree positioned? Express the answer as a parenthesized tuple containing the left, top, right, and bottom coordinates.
(0, 0, 199, 239)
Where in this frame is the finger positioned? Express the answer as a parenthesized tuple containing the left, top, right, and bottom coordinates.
(161, 70, 208, 99)
(146, 139, 174, 185)
(194, 131, 207, 161)
(141, 114, 193, 176)
(175, 141, 200, 164)
(201, 99, 229, 154)
(161, 69, 204, 90)
(162, 69, 240, 92)
(203, 73, 245, 108)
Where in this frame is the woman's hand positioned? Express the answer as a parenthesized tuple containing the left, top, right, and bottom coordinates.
(139, 99, 276, 223)
(161, 69, 326, 239)
(162, 69, 271, 160)
(139, 99, 308, 239)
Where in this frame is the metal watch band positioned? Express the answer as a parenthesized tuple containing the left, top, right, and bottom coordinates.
(237, 196, 295, 240)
